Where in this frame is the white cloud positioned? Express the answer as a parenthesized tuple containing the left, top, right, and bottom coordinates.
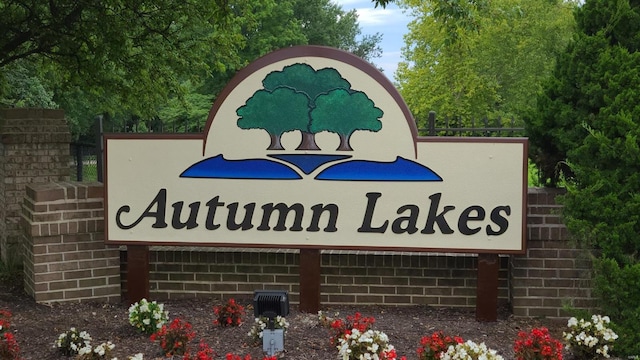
(355, 7, 405, 26)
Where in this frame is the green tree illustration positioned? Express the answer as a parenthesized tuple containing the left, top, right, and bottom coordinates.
(236, 87, 310, 150)
(310, 88, 382, 151)
(261, 63, 352, 150)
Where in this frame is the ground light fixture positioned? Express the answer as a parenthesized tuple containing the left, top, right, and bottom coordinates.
(253, 290, 290, 356)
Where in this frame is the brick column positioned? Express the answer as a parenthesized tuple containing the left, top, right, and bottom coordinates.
(510, 188, 596, 317)
(21, 182, 120, 303)
(0, 108, 71, 262)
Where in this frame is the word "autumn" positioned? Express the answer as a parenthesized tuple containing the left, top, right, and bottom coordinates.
(115, 189, 511, 236)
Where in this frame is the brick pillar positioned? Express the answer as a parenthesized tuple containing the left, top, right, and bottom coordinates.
(21, 182, 120, 303)
(510, 188, 596, 317)
(0, 108, 71, 262)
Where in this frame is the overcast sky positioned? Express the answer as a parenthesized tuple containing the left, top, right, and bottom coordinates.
(333, 0, 411, 81)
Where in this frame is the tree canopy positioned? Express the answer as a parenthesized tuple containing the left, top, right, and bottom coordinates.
(395, 0, 576, 127)
(525, 0, 640, 354)
(0, 0, 384, 140)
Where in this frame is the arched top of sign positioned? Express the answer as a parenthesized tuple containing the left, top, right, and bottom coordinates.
(201, 46, 419, 167)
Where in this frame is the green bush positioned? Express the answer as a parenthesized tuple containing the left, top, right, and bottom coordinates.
(593, 258, 640, 356)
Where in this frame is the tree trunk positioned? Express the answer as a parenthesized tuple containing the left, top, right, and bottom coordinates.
(267, 133, 285, 150)
(336, 134, 353, 151)
(296, 131, 320, 151)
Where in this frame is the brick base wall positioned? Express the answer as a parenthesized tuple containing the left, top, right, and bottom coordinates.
(21, 182, 120, 303)
(121, 249, 510, 308)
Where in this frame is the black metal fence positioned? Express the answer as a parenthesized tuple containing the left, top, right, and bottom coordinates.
(418, 111, 524, 137)
(70, 142, 99, 182)
(70, 112, 525, 182)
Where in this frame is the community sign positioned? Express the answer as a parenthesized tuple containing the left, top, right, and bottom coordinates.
(104, 46, 528, 253)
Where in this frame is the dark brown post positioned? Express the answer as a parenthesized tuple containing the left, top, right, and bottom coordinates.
(299, 248, 321, 313)
(127, 245, 150, 304)
(476, 253, 499, 322)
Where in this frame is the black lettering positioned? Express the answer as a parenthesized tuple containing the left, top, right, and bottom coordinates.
(391, 205, 419, 234)
(116, 189, 168, 229)
(205, 196, 225, 230)
(226, 203, 255, 230)
(458, 206, 485, 235)
(171, 202, 200, 229)
(358, 192, 388, 233)
(307, 204, 338, 232)
(487, 206, 510, 235)
(421, 193, 455, 234)
(258, 203, 304, 231)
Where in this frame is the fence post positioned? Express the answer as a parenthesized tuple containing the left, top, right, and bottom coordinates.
(428, 111, 436, 136)
(75, 144, 83, 181)
(96, 115, 104, 182)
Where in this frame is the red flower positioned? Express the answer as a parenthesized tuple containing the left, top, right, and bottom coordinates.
(417, 331, 464, 360)
(514, 327, 563, 360)
(213, 299, 245, 327)
(151, 318, 195, 356)
(328, 312, 376, 346)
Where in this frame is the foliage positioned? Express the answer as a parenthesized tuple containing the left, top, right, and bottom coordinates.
(526, 2, 640, 355)
(183, 341, 216, 360)
(513, 327, 563, 360)
(0, 0, 242, 117)
(128, 298, 169, 335)
(440, 340, 504, 360)
(53, 327, 92, 356)
(76, 341, 116, 360)
(327, 312, 376, 347)
(213, 298, 245, 327)
(591, 258, 640, 356)
(0, 310, 20, 360)
(247, 315, 290, 345)
(417, 331, 464, 360)
(147, 0, 383, 138)
(0, 309, 11, 334)
(526, 0, 640, 187)
(0, 333, 21, 360)
(337, 328, 406, 360)
(563, 314, 618, 359)
(397, 0, 575, 126)
(150, 318, 195, 356)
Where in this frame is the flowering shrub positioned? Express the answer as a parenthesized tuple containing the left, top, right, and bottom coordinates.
(0, 332, 21, 360)
(53, 327, 92, 356)
(337, 328, 406, 360)
(0, 309, 20, 360)
(418, 331, 464, 360)
(76, 341, 115, 360)
(213, 298, 245, 327)
(0, 309, 11, 333)
(247, 315, 290, 345)
(514, 327, 563, 360)
(183, 341, 215, 360)
(128, 298, 169, 334)
(329, 312, 376, 346)
(150, 318, 195, 356)
(563, 315, 618, 359)
(127, 354, 144, 360)
(440, 340, 504, 360)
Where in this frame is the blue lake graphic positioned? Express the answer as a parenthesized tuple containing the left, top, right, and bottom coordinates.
(181, 154, 442, 182)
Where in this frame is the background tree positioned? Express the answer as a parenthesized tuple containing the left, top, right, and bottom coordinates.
(311, 89, 383, 150)
(236, 87, 310, 150)
(526, 0, 640, 355)
(396, 0, 576, 128)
